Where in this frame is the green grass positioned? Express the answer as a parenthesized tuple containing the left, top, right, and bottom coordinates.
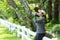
(0, 25, 21, 40)
(30, 35, 34, 40)
(0, 24, 35, 40)
(57, 36, 60, 40)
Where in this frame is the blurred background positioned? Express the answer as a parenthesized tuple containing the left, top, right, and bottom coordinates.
(0, 0, 60, 40)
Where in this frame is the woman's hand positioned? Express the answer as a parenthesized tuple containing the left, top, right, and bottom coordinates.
(34, 12, 38, 16)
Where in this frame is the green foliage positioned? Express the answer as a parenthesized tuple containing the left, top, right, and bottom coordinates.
(8, 17, 14, 22)
(46, 19, 60, 31)
(52, 24, 60, 34)
(50, 20, 59, 24)
(45, 22, 53, 32)
(0, 14, 5, 19)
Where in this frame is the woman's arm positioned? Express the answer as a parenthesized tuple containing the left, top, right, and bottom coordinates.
(34, 17, 46, 24)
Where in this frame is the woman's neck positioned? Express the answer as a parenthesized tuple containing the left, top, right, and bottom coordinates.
(40, 16, 43, 18)
(40, 16, 42, 18)
(40, 16, 44, 19)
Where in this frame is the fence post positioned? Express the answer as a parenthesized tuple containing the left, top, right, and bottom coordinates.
(17, 28, 20, 37)
(22, 26, 25, 40)
(56, 31, 58, 40)
(27, 29, 30, 40)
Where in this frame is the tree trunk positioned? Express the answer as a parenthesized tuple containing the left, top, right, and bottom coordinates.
(19, 0, 36, 31)
(47, 0, 52, 21)
(7, 0, 21, 20)
(59, 0, 60, 23)
(7, 0, 18, 9)
(54, 0, 59, 23)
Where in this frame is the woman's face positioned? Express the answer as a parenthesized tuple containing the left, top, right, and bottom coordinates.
(38, 12, 43, 17)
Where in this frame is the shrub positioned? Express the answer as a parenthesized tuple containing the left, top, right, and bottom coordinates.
(52, 24, 60, 34)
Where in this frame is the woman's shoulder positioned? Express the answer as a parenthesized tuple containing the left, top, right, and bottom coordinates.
(40, 17, 45, 20)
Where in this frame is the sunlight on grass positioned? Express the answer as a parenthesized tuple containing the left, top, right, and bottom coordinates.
(58, 36, 60, 40)
(30, 36, 34, 40)
(0, 24, 21, 40)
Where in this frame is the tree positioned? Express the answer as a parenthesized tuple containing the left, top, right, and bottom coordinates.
(7, 0, 20, 19)
(19, 0, 36, 31)
(38, 0, 44, 9)
(7, 0, 18, 9)
(54, 0, 59, 23)
(59, 0, 60, 23)
(47, 0, 52, 21)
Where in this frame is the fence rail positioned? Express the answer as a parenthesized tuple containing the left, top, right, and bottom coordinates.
(0, 18, 36, 40)
(0, 18, 58, 40)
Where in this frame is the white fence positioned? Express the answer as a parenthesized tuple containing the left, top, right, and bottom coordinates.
(0, 18, 58, 40)
(0, 18, 36, 40)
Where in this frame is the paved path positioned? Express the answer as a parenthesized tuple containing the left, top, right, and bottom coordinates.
(0, 25, 21, 40)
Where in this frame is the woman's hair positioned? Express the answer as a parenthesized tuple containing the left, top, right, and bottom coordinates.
(34, 7, 39, 12)
(42, 13, 47, 23)
(43, 15, 47, 23)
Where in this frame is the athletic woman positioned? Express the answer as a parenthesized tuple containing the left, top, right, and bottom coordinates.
(34, 10, 46, 40)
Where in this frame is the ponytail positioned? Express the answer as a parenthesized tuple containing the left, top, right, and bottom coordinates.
(43, 15, 47, 23)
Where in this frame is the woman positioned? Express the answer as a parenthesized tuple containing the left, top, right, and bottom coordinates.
(34, 10, 46, 40)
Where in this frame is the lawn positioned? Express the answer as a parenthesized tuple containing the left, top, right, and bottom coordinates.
(0, 25, 21, 40)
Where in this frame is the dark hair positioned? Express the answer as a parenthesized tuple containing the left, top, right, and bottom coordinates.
(43, 15, 46, 18)
(34, 7, 39, 17)
(41, 12, 47, 23)
(34, 7, 39, 12)
(43, 15, 47, 23)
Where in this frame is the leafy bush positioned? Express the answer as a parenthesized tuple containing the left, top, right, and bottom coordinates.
(52, 24, 60, 34)
(45, 21, 54, 32)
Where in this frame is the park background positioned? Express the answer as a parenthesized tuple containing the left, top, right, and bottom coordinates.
(0, 0, 60, 40)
